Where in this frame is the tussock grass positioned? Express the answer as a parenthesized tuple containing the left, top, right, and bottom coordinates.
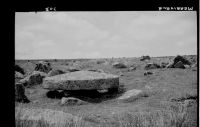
(15, 103, 196, 127)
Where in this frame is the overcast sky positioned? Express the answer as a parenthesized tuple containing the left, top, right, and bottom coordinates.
(15, 11, 197, 59)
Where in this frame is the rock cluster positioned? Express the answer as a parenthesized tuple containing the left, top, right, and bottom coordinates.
(35, 61, 52, 73)
(167, 55, 191, 69)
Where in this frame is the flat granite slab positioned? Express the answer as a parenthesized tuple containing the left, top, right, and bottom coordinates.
(43, 71, 119, 90)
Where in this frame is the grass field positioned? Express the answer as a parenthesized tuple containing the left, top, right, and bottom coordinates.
(15, 55, 197, 127)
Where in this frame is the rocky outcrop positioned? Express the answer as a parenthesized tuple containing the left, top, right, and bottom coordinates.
(34, 61, 52, 73)
(15, 83, 30, 103)
(173, 55, 191, 66)
(43, 71, 119, 91)
(19, 71, 47, 87)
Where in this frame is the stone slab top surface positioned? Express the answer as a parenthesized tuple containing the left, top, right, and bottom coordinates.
(44, 71, 119, 81)
(43, 71, 119, 90)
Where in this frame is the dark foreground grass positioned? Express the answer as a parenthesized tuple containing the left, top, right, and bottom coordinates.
(16, 102, 197, 127)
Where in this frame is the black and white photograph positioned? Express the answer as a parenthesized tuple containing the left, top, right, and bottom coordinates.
(15, 11, 198, 127)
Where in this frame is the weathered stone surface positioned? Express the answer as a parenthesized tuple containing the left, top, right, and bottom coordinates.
(183, 64, 190, 69)
(43, 71, 119, 90)
(15, 65, 25, 75)
(19, 71, 46, 87)
(48, 69, 65, 77)
(34, 61, 52, 73)
(15, 83, 30, 103)
(145, 63, 160, 70)
(15, 71, 24, 79)
(112, 62, 127, 68)
(118, 89, 142, 100)
(31, 71, 48, 77)
(60, 97, 87, 106)
(15, 107, 79, 125)
(174, 61, 185, 69)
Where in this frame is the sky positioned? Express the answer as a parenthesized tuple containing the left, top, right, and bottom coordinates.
(15, 11, 197, 59)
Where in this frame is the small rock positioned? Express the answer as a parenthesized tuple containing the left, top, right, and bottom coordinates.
(112, 62, 127, 68)
(118, 89, 142, 100)
(145, 63, 160, 70)
(183, 64, 190, 69)
(174, 61, 185, 69)
(144, 71, 153, 76)
(128, 67, 136, 71)
(60, 97, 87, 106)
(140, 55, 151, 61)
